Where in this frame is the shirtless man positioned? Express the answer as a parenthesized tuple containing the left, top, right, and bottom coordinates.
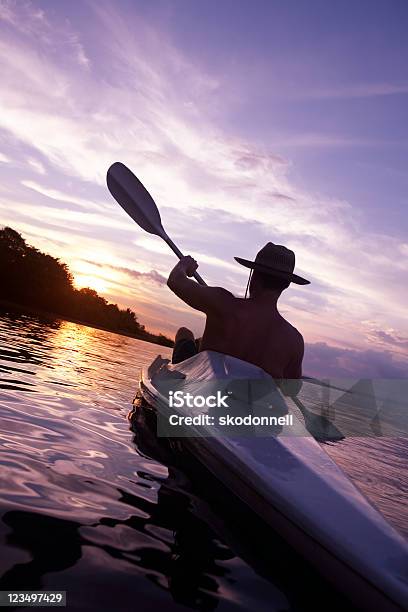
(167, 242, 310, 380)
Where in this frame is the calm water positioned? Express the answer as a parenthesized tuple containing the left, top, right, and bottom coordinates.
(0, 310, 406, 611)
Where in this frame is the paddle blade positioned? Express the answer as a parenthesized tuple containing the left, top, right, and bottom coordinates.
(107, 162, 166, 238)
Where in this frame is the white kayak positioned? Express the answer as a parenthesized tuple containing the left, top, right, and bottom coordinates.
(138, 350, 408, 611)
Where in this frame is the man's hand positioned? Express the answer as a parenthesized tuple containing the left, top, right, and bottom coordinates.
(167, 256, 198, 292)
(174, 255, 198, 277)
(167, 256, 233, 314)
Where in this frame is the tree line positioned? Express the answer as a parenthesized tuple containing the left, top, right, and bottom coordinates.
(0, 227, 173, 347)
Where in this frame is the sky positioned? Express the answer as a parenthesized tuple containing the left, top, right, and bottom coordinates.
(0, 0, 407, 377)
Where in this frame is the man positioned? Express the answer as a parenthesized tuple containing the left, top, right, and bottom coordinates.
(167, 242, 310, 380)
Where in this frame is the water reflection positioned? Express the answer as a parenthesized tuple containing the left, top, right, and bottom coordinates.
(1, 511, 82, 590)
(0, 314, 60, 392)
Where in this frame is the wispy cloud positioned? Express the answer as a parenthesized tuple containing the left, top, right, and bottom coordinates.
(0, 0, 48, 35)
(298, 82, 408, 101)
(26, 158, 46, 175)
(0, 152, 11, 163)
(86, 260, 167, 286)
(367, 328, 408, 355)
(21, 180, 108, 211)
(272, 133, 405, 149)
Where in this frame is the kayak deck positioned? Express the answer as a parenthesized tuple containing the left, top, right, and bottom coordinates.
(138, 350, 408, 611)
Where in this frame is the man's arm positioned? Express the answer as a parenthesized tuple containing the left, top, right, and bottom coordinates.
(167, 256, 233, 314)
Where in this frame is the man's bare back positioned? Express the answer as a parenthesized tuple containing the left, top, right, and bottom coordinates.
(167, 250, 307, 379)
(200, 290, 303, 378)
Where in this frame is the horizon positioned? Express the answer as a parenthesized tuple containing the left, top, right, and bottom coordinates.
(0, 0, 407, 378)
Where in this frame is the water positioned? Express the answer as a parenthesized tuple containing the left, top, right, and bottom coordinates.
(323, 437, 408, 538)
(0, 310, 406, 611)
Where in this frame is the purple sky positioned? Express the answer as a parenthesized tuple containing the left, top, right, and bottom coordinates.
(0, 0, 407, 377)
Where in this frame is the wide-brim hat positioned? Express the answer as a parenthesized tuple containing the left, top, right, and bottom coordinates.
(234, 242, 310, 285)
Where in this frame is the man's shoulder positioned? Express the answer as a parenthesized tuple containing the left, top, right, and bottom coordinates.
(282, 319, 304, 345)
(207, 286, 236, 302)
(212, 286, 235, 297)
(202, 286, 235, 314)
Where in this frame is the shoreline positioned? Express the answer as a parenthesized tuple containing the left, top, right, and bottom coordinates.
(0, 299, 174, 348)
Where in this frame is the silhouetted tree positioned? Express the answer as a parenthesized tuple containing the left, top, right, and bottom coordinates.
(0, 227, 173, 347)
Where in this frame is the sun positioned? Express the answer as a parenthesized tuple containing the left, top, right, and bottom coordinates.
(74, 274, 108, 294)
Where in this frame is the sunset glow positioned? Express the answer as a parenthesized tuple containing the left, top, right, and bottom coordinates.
(74, 275, 109, 294)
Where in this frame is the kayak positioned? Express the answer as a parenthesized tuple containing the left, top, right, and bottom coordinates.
(137, 350, 408, 611)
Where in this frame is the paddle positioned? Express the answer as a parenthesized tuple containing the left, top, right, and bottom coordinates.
(106, 162, 206, 286)
(291, 395, 344, 442)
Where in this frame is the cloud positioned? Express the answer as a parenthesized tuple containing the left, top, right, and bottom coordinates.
(85, 260, 167, 286)
(273, 133, 401, 149)
(265, 190, 296, 203)
(0, 152, 11, 163)
(234, 150, 287, 170)
(26, 158, 46, 174)
(299, 82, 408, 101)
(0, 0, 48, 35)
(0, 0, 89, 68)
(10, 201, 130, 232)
(369, 330, 408, 353)
(304, 342, 408, 379)
(132, 234, 244, 275)
(65, 30, 91, 69)
(21, 180, 108, 211)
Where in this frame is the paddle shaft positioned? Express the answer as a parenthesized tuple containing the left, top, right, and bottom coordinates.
(164, 234, 207, 286)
